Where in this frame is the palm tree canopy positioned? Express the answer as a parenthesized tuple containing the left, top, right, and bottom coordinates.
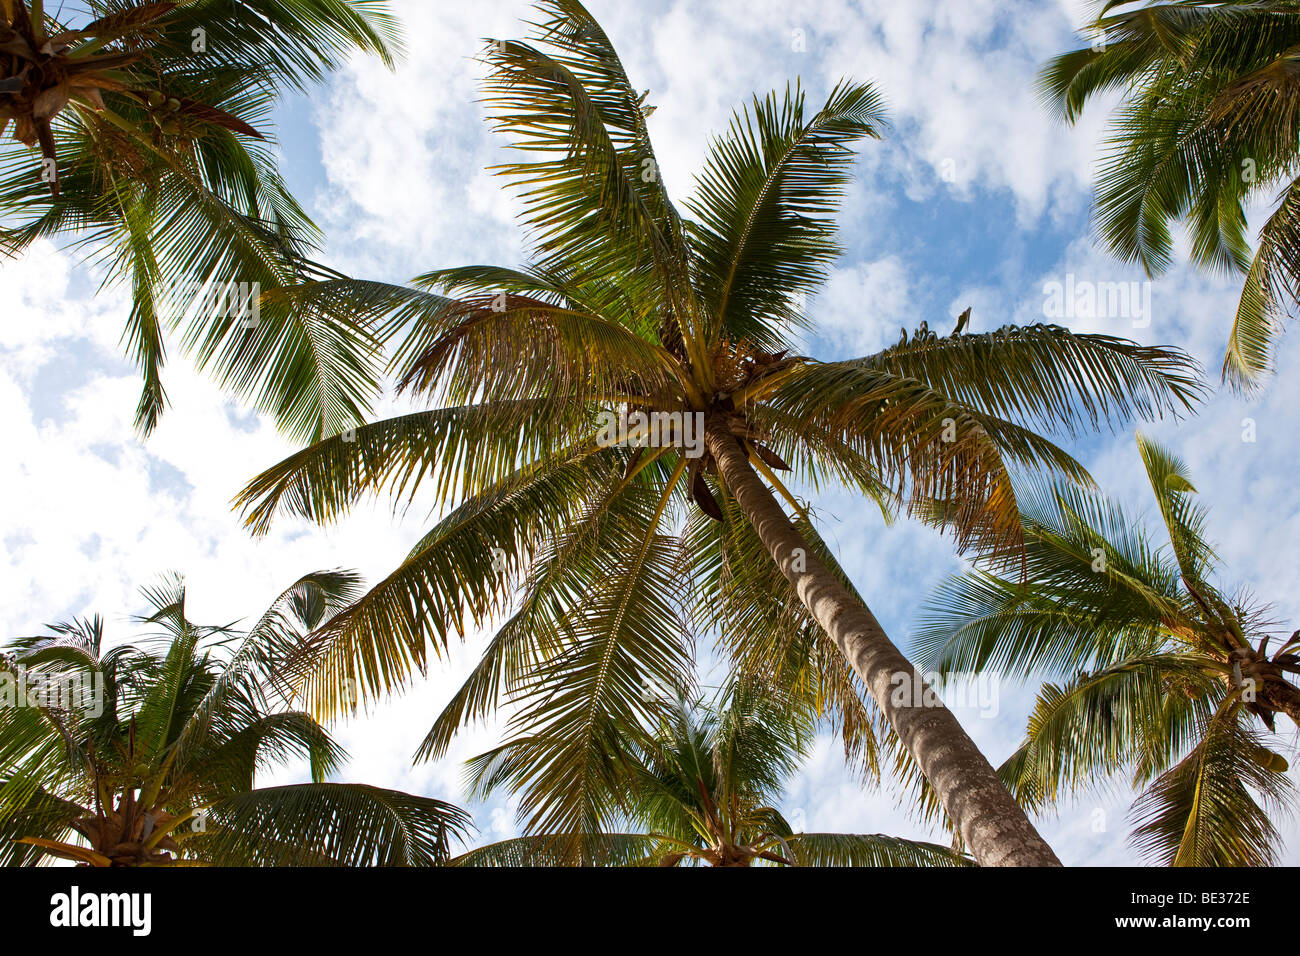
(1040, 0, 1300, 388)
(915, 433, 1299, 865)
(0, 1, 401, 438)
(455, 680, 971, 867)
(0, 571, 469, 866)
(238, 0, 1202, 852)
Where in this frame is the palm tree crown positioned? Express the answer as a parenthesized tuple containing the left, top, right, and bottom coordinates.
(238, 0, 1203, 866)
(0, 571, 469, 866)
(456, 680, 971, 867)
(917, 433, 1299, 865)
(1, 0, 400, 438)
(1041, 0, 1300, 388)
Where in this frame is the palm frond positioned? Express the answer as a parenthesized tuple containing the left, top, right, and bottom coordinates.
(1224, 176, 1300, 388)
(285, 449, 627, 718)
(192, 783, 470, 866)
(686, 80, 886, 348)
(1039, 0, 1300, 386)
(449, 832, 664, 866)
(1129, 707, 1292, 866)
(861, 324, 1203, 437)
(464, 476, 694, 847)
(1136, 431, 1217, 584)
(784, 832, 973, 867)
(1000, 655, 1218, 814)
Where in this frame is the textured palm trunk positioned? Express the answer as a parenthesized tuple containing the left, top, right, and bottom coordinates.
(1270, 686, 1300, 727)
(705, 417, 1061, 867)
(1226, 646, 1300, 730)
(1253, 669, 1300, 729)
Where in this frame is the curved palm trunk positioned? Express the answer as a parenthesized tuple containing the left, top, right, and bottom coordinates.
(705, 417, 1061, 867)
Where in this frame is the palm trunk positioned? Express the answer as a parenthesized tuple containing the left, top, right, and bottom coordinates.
(1270, 686, 1300, 726)
(705, 416, 1061, 867)
(1257, 673, 1300, 729)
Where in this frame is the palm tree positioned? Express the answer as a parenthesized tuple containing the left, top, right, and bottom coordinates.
(0, 0, 400, 438)
(237, 0, 1205, 866)
(0, 571, 469, 866)
(915, 433, 1298, 865)
(1041, 0, 1300, 388)
(455, 680, 970, 867)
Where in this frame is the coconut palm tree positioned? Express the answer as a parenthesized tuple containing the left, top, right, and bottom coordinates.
(455, 680, 970, 867)
(237, 0, 1206, 866)
(915, 433, 1298, 865)
(0, 0, 400, 438)
(0, 570, 470, 866)
(1041, 0, 1300, 388)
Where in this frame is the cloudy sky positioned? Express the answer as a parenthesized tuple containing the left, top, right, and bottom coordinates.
(3, 0, 1298, 865)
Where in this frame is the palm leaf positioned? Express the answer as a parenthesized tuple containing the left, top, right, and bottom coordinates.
(686, 80, 886, 348)
(192, 783, 471, 866)
(1129, 707, 1292, 866)
(783, 832, 973, 867)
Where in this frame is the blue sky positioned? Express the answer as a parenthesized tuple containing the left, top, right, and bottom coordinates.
(2, 0, 1298, 864)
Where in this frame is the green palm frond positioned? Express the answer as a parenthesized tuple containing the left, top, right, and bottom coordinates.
(193, 711, 345, 798)
(0, 0, 402, 433)
(914, 468, 1188, 678)
(1040, 0, 1300, 387)
(783, 832, 973, 867)
(699, 679, 811, 814)
(1136, 431, 1217, 584)
(1000, 655, 1218, 813)
(1129, 706, 1293, 866)
(415, 450, 681, 762)
(193, 783, 471, 866)
(914, 568, 1172, 681)
(259, 276, 451, 381)
(480, 0, 694, 356)
(687, 80, 886, 348)
(236, 403, 598, 536)
(861, 324, 1203, 437)
(449, 832, 666, 866)
(0, 678, 87, 836)
(282, 449, 628, 719)
(0, 784, 85, 866)
(393, 294, 679, 408)
(1092, 89, 1246, 277)
(160, 0, 403, 84)
(1224, 176, 1300, 387)
(463, 479, 694, 846)
(410, 263, 649, 348)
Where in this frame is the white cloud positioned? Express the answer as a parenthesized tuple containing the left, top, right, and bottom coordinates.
(309, 1, 524, 279)
(815, 256, 919, 355)
(310, 0, 1115, 277)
